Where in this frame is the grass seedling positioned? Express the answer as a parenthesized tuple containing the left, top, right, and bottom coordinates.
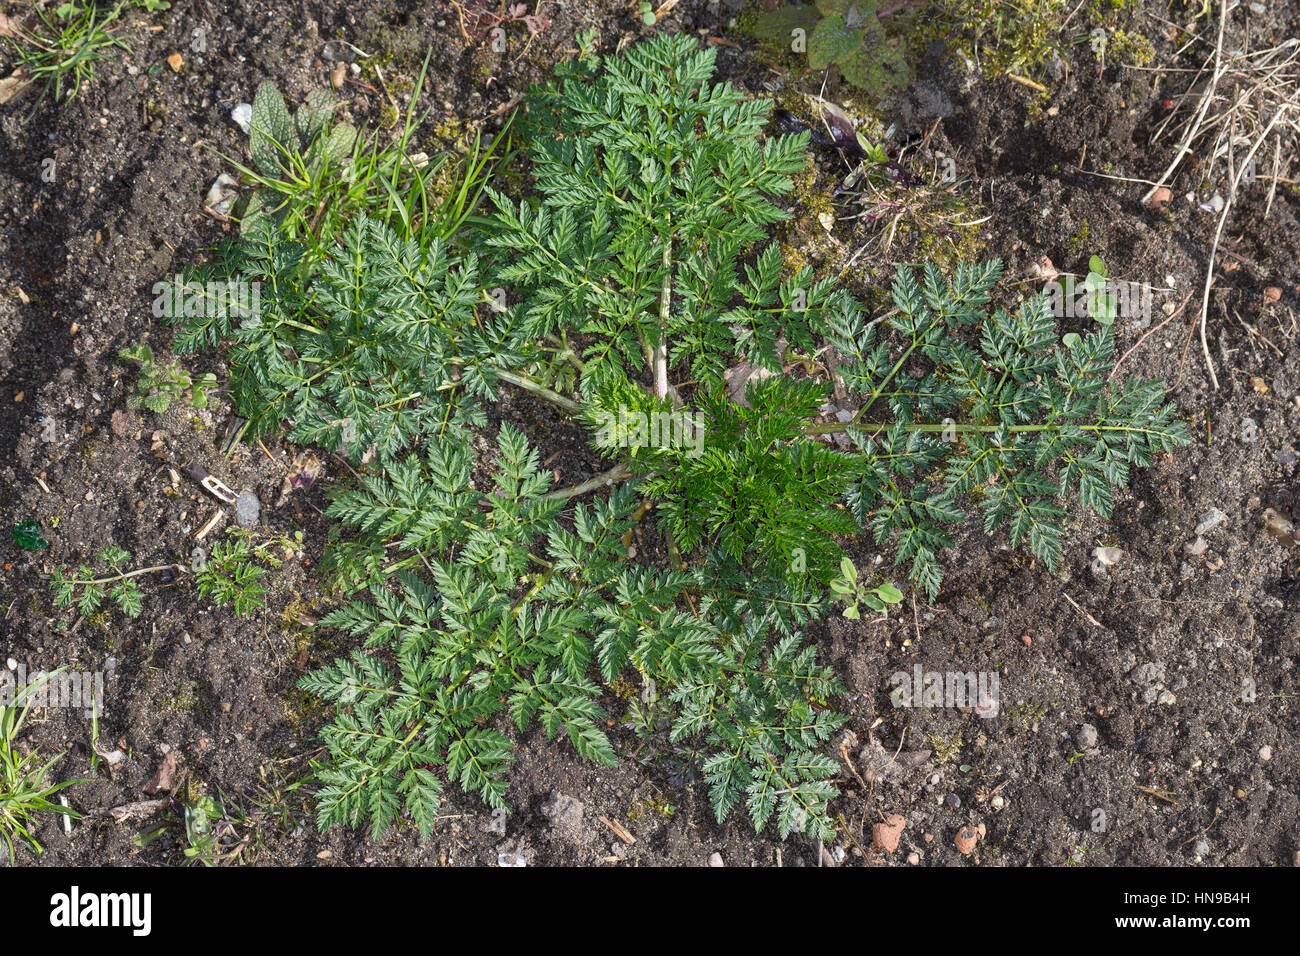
(0, 669, 85, 861)
(215, 51, 510, 255)
(3, 2, 130, 107)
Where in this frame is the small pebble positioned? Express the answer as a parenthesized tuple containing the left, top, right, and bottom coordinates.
(1195, 508, 1227, 536)
(1259, 745, 1272, 762)
(235, 489, 261, 528)
(990, 794, 1005, 811)
(6, 657, 16, 671)
(231, 103, 252, 135)
(707, 852, 724, 867)
(906, 852, 920, 865)
(1077, 724, 1099, 749)
(954, 827, 979, 855)
(872, 814, 906, 854)
(206, 173, 239, 216)
(1092, 546, 1123, 567)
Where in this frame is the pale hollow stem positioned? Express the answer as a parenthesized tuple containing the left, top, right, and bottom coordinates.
(804, 421, 1129, 436)
(654, 239, 671, 402)
(489, 369, 1126, 442)
(542, 462, 633, 501)
(493, 368, 582, 414)
(70, 564, 186, 587)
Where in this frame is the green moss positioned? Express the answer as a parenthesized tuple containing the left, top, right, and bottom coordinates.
(1003, 698, 1054, 735)
(1109, 30, 1154, 66)
(926, 730, 964, 764)
(162, 681, 200, 713)
(1069, 219, 1091, 250)
(915, 220, 987, 273)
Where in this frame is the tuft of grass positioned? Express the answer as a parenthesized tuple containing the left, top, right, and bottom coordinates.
(3, 2, 130, 107)
(213, 51, 511, 256)
(0, 670, 86, 862)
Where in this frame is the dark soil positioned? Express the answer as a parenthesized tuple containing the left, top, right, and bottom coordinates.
(0, 0, 1296, 867)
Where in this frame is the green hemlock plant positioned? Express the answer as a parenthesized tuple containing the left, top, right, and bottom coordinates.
(196, 535, 269, 617)
(169, 68, 507, 461)
(172, 214, 493, 461)
(304, 425, 842, 837)
(51, 544, 145, 618)
(174, 35, 1190, 842)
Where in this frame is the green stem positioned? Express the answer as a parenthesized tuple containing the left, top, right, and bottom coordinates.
(67, 563, 184, 587)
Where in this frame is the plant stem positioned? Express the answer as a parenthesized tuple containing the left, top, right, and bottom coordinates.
(492, 368, 582, 414)
(542, 462, 633, 501)
(70, 564, 185, 587)
(654, 239, 672, 402)
(803, 420, 1150, 436)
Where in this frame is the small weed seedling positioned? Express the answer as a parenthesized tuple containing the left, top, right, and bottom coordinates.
(119, 344, 216, 413)
(1082, 255, 1116, 326)
(830, 557, 904, 619)
(750, 0, 910, 100)
(195, 529, 280, 617)
(50, 545, 176, 618)
(135, 781, 250, 866)
(12, 521, 48, 551)
(218, 57, 507, 253)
